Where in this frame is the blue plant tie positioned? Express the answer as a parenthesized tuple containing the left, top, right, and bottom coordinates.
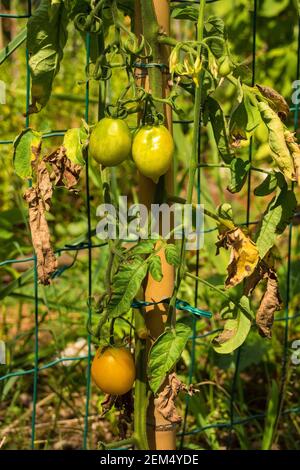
(131, 298, 212, 319)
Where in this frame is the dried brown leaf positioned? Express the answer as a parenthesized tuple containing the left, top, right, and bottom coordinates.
(214, 327, 236, 344)
(256, 84, 289, 120)
(100, 394, 117, 417)
(24, 162, 57, 285)
(216, 227, 260, 289)
(244, 260, 282, 338)
(256, 269, 282, 339)
(154, 373, 195, 425)
(244, 260, 269, 296)
(44, 146, 82, 190)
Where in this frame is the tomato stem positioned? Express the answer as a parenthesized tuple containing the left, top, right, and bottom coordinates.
(167, 0, 206, 327)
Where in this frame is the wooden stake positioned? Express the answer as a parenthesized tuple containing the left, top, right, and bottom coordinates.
(135, 0, 176, 450)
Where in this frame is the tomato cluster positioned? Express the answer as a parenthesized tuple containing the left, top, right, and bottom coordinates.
(89, 117, 174, 183)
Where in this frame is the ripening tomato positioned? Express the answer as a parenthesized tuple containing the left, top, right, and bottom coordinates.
(91, 346, 135, 395)
(132, 125, 174, 183)
(89, 117, 132, 166)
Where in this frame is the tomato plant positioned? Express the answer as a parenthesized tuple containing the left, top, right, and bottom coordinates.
(7, 0, 299, 452)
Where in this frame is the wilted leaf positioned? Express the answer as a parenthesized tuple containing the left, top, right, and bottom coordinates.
(27, 0, 68, 113)
(256, 189, 297, 258)
(284, 130, 300, 186)
(244, 259, 270, 296)
(257, 270, 282, 339)
(100, 394, 117, 417)
(256, 84, 289, 120)
(216, 227, 259, 288)
(24, 161, 57, 285)
(258, 102, 295, 181)
(154, 373, 195, 425)
(44, 146, 82, 189)
(244, 260, 282, 338)
(227, 158, 251, 193)
(13, 129, 42, 179)
(212, 296, 252, 354)
(148, 318, 193, 394)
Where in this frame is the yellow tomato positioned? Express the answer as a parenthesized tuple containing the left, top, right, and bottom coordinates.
(91, 346, 135, 395)
(132, 125, 174, 183)
(89, 118, 132, 166)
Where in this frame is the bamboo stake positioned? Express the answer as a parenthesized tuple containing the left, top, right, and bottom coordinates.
(135, 0, 176, 450)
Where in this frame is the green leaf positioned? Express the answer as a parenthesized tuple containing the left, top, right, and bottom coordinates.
(27, 0, 68, 112)
(254, 172, 286, 197)
(107, 257, 148, 317)
(171, 5, 198, 21)
(212, 296, 252, 354)
(230, 90, 262, 138)
(207, 97, 234, 164)
(127, 240, 156, 256)
(149, 256, 163, 282)
(256, 189, 297, 258)
(63, 128, 86, 165)
(204, 16, 226, 58)
(148, 317, 193, 394)
(262, 380, 279, 450)
(227, 158, 251, 193)
(13, 129, 42, 179)
(258, 0, 289, 18)
(165, 244, 180, 267)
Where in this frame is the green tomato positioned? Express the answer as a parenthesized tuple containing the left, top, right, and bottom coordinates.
(89, 117, 132, 166)
(218, 56, 233, 77)
(132, 125, 174, 183)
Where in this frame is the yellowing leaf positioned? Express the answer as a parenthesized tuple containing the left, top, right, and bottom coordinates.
(284, 130, 300, 187)
(13, 128, 42, 179)
(258, 102, 295, 181)
(216, 227, 260, 288)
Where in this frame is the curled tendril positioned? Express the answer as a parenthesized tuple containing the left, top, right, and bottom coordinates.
(93, 62, 112, 81)
(123, 33, 145, 56)
(137, 39, 152, 59)
(106, 104, 128, 119)
(74, 12, 103, 33)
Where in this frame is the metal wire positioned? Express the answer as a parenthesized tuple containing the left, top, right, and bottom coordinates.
(0, 0, 299, 451)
